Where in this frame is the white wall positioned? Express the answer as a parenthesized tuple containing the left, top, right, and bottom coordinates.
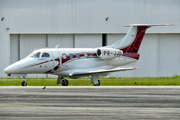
(1, 0, 180, 77)
(0, 0, 179, 34)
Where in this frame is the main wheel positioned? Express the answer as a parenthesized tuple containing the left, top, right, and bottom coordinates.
(22, 81, 27, 86)
(93, 80, 100, 86)
(62, 79, 69, 86)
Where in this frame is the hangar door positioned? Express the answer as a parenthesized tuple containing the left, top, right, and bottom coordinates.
(10, 35, 19, 64)
(48, 35, 73, 48)
(107, 34, 125, 45)
(20, 35, 47, 59)
(75, 34, 102, 48)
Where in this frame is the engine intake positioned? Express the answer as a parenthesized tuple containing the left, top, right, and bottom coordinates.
(96, 48, 123, 59)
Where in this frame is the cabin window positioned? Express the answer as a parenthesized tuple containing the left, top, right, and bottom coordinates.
(76, 53, 80, 59)
(62, 53, 67, 59)
(30, 52, 41, 58)
(69, 53, 73, 59)
(84, 53, 88, 58)
(42, 53, 50, 57)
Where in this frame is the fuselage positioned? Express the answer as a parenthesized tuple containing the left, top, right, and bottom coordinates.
(4, 48, 138, 78)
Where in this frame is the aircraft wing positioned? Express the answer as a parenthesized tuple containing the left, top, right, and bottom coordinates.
(69, 67, 136, 77)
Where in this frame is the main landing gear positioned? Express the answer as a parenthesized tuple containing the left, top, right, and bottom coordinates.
(62, 79, 69, 86)
(22, 76, 27, 86)
(57, 76, 69, 86)
(57, 75, 100, 86)
(93, 80, 100, 86)
(91, 75, 100, 86)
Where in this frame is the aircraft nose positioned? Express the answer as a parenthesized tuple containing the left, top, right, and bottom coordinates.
(4, 66, 14, 74)
(4, 64, 21, 74)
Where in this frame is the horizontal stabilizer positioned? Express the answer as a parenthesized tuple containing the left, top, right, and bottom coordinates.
(124, 24, 173, 27)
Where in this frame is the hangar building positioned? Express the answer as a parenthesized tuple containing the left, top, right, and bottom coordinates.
(0, 0, 180, 77)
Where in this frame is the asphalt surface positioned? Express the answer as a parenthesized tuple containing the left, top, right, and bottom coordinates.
(0, 86, 180, 120)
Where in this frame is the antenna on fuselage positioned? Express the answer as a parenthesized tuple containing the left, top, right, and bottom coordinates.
(55, 44, 59, 48)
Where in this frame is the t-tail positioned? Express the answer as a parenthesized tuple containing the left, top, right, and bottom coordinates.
(105, 24, 172, 59)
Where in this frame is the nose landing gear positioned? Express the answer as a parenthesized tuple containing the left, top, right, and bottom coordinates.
(57, 76, 69, 86)
(22, 76, 27, 86)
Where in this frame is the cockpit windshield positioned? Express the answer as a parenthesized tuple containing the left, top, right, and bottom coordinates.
(42, 53, 50, 57)
(29, 52, 41, 58)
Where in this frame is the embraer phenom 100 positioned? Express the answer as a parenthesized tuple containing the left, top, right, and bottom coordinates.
(4, 24, 171, 86)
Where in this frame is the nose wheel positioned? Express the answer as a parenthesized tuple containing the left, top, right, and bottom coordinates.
(22, 81, 27, 86)
(62, 79, 69, 86)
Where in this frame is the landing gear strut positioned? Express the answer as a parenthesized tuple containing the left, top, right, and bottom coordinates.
(57, 76, 69, 86)
(22, 76, 27, 86)
(91, 75, 100, 86)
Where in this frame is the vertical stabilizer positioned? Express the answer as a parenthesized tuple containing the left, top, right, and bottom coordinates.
(105, 24, 171, 53)
(121, 26, 149, 53)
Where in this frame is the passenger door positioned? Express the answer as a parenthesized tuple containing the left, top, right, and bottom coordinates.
(38, 52, 54, 73)
(51, 50, 61, 72)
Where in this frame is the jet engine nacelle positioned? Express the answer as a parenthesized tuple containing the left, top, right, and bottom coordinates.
(96, 48, 123, 59)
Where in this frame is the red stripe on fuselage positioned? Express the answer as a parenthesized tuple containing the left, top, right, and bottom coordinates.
(54, 58, 60, 70)
(25, 60, 49, 69)
(121, 26, 149, 53)
(122, 52, 140, 60)
(62, 56, 71, 64)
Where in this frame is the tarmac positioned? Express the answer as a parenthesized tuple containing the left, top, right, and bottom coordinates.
(0, 86, 180, 120)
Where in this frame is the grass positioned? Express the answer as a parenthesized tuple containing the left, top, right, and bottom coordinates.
(0, 76, 180, 86)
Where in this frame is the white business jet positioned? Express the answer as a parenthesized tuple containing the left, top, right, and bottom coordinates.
(4, 24, 171, 86)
